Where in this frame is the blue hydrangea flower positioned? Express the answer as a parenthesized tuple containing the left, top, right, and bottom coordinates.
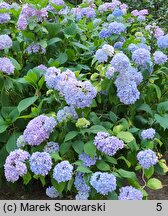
(45, 67, 61, 89)
(137, 149, 158, 169)
(16, 135, 27, 148)
(108, 21, 126, 34)
(0, 35, 12, 50)
(95, 49, 108, 63)
(4, 149, 30, 182)
(137, 15, 146, 22)
(93, 18, 101, 27)
(56, 106, 78, 123)
(119, 186, 143, 200)
(128, 43, 138, 52)
(44, 142, 59, 154)
(0, 57, 15, 75)
(30, 152, 52, 176)
(90, 172, 116, 195)
(141, 128, 156, 140)
(79, 153, 97, 167)
(132, 48, 151, 66)
(75, 192, 89, 200)
(114, 42, 123, 49)
(99, 28, 111, 38)
(74, 172, 90, 193)
(23, 115, 56, 146)
(110, 52, 130, 72)
(94, 132, 124, 156)
(105, 66, 115, 79)
(153, 51, 167, 65)
(112, 9, 123, 17)
(157, 34, 168, 49)
(53, 161, 73, 183)
(46, 186, 59, 198)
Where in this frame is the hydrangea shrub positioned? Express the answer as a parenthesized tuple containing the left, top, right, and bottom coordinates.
(0, 0, 168, 200)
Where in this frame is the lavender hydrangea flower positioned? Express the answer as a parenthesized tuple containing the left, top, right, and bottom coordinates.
(36, 8, 48, 22)
(99, 28, 111, 38)
(154, 27, 164, 39)
(46, 186, 59, 198)
(4, 149, 30, 182)
(17, 15, 28, 30)
(53, 161, 73, 183)
(137, 149, 158, 169)
(157, 34, 168, 49)
(141, 128, 156, 140)
(0, 13, 11, 24)
(114, 42, 123, 49)
(132, 48, 151, 66)
(79, 153, 97, 167)
(153, 51, 167, 65)
(94, 132, 124, 156)
(110, 52, 130, 72)
(108, 22, 126, 35)
(106, 66, 115, 79)
(74, 172, 90, 193)
(0, 35, 12, 50)
(45, 67, 61, 89)
(119, 186, 143, 200)
(56, 106, 78, 123)
(95, 49, 108, 63)
(93, 18, 101, 27)
(27, 43, 46, 54)
(23, 115, 56, 146)
(30, 152, 52, 176)
(90, 172, 116, 195)
(50, 0, 65, 6)
(44, 142, 59, 154)
(102, 44, 114, 57)
(0, 2, 11, 9)
(128, 43, 138, 52)
(0, 57, 15, 75)
(75, 192, 89, 200)
(137, 15, 146, 22)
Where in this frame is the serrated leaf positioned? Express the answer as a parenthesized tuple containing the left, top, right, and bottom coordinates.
(87, 125, 108, 134)
(117, 131, 134, 143)
(84, 141, 96, 158)
(17, 96, 37, 113)
(72, 140, 84, 154)
(155, 114, 168, 130)
(144, 166, 154, 179)
(96, 160, 111, 171)
(64, 131, 78, 142)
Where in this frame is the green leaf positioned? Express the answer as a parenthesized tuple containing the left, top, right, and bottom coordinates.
(155, 114, 168, 130)
(153, 84, 161, 100)
(109, 112, 117, 123)
(117, 131, 134, 143)
(118, 156, 131, 167)
(0, 146, 8, 168)
(144, 167, 154, 179)
(118, 169, 137, 181)
(72, 140, 84, 154)
(9, 57, 21, 70)
(71, 42, 90, 51)
(104, 155, 117, 165)
(157, 101, 168, 113)
(6, 132, 21, 153)
(84, 141, 96, 158)
(96, 160, 111, 171)
(67, 177, 74, 191)
(50, 152, 62, 162)
(46, 23, 60, 37)
(107, 191, 118, 200)
(17, 96, 37, 113)
(76, 166, 92, 173)
(60, 142, 72, 156)
(87, 125, 108, 134)
(51, 178, 66, 193)
(40, 176, 46, 186)
(56, 52, 68, 65)
(64, 131, 78, 142)
(23, 172, 32, 185)
(64, 23, 77, 35)
(147, 178, 163, 190)
(47, 37, 62, 46)
(137, 104, 153, 116)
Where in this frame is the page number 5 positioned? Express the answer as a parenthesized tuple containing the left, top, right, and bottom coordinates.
(156, 203, 162, 211)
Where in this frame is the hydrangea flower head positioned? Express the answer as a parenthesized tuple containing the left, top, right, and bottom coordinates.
(0, 35, 12, 50)
(4, 149, 30, 182)
(23, 115, 56, 146)
(153, 51, 167, 65)
(141, 128, 156, 140)
(119, 186, 143, 200)
(46, 186, 59, 198)
(30, 152, 52, 176)
(57, 106, 78, 123)
(53, 161, 73, 183)
(94, 132, 124, 156)
(90, 172, 116, 195)
(137, 149, 158, 169)
(44, 142, 59, 153)
(132, 48, 151, 66)
(157, 34, 168, 49)
(111, 52, 130, 72)
(79, 153, 97, 167)
(0, 57, 15, 75)
(74, 172, 90, 193)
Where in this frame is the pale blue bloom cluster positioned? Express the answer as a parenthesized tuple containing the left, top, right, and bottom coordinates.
(157, 34, 168, 49)
(0, 2, 11, 24)
(4, 149, 30, 182)
(16, 135, 27, 148)
(45, 68, 96, 108)
(79, 153, 97, 167)
(105, 66, 115, 79)
(23, 115, 56, 146)
(137, 149, 158, 169)
(141, 128, 156, 140)
(90, 172, 116, 195)
(95, 44, 114, 63)
(119, 186, 143, 200)
(153, 51, 167, 65)
(44, 142, 59, 154)
(94, 132, 124, 156)
(0, 57, 15, 74)
(30, 152, 52, 176)
(132, 48, 151, 66)
(110, 52, 130, 72)
(0, 35, 12, 50)
(56, 106, 78, 123)
(46, 186, 59, 198)
(27, 43, 46, 54)
(75, 172, 90, 200)
(53, 161, 73, 183)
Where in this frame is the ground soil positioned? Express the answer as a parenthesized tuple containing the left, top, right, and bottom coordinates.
(0, 174, 168, 200)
